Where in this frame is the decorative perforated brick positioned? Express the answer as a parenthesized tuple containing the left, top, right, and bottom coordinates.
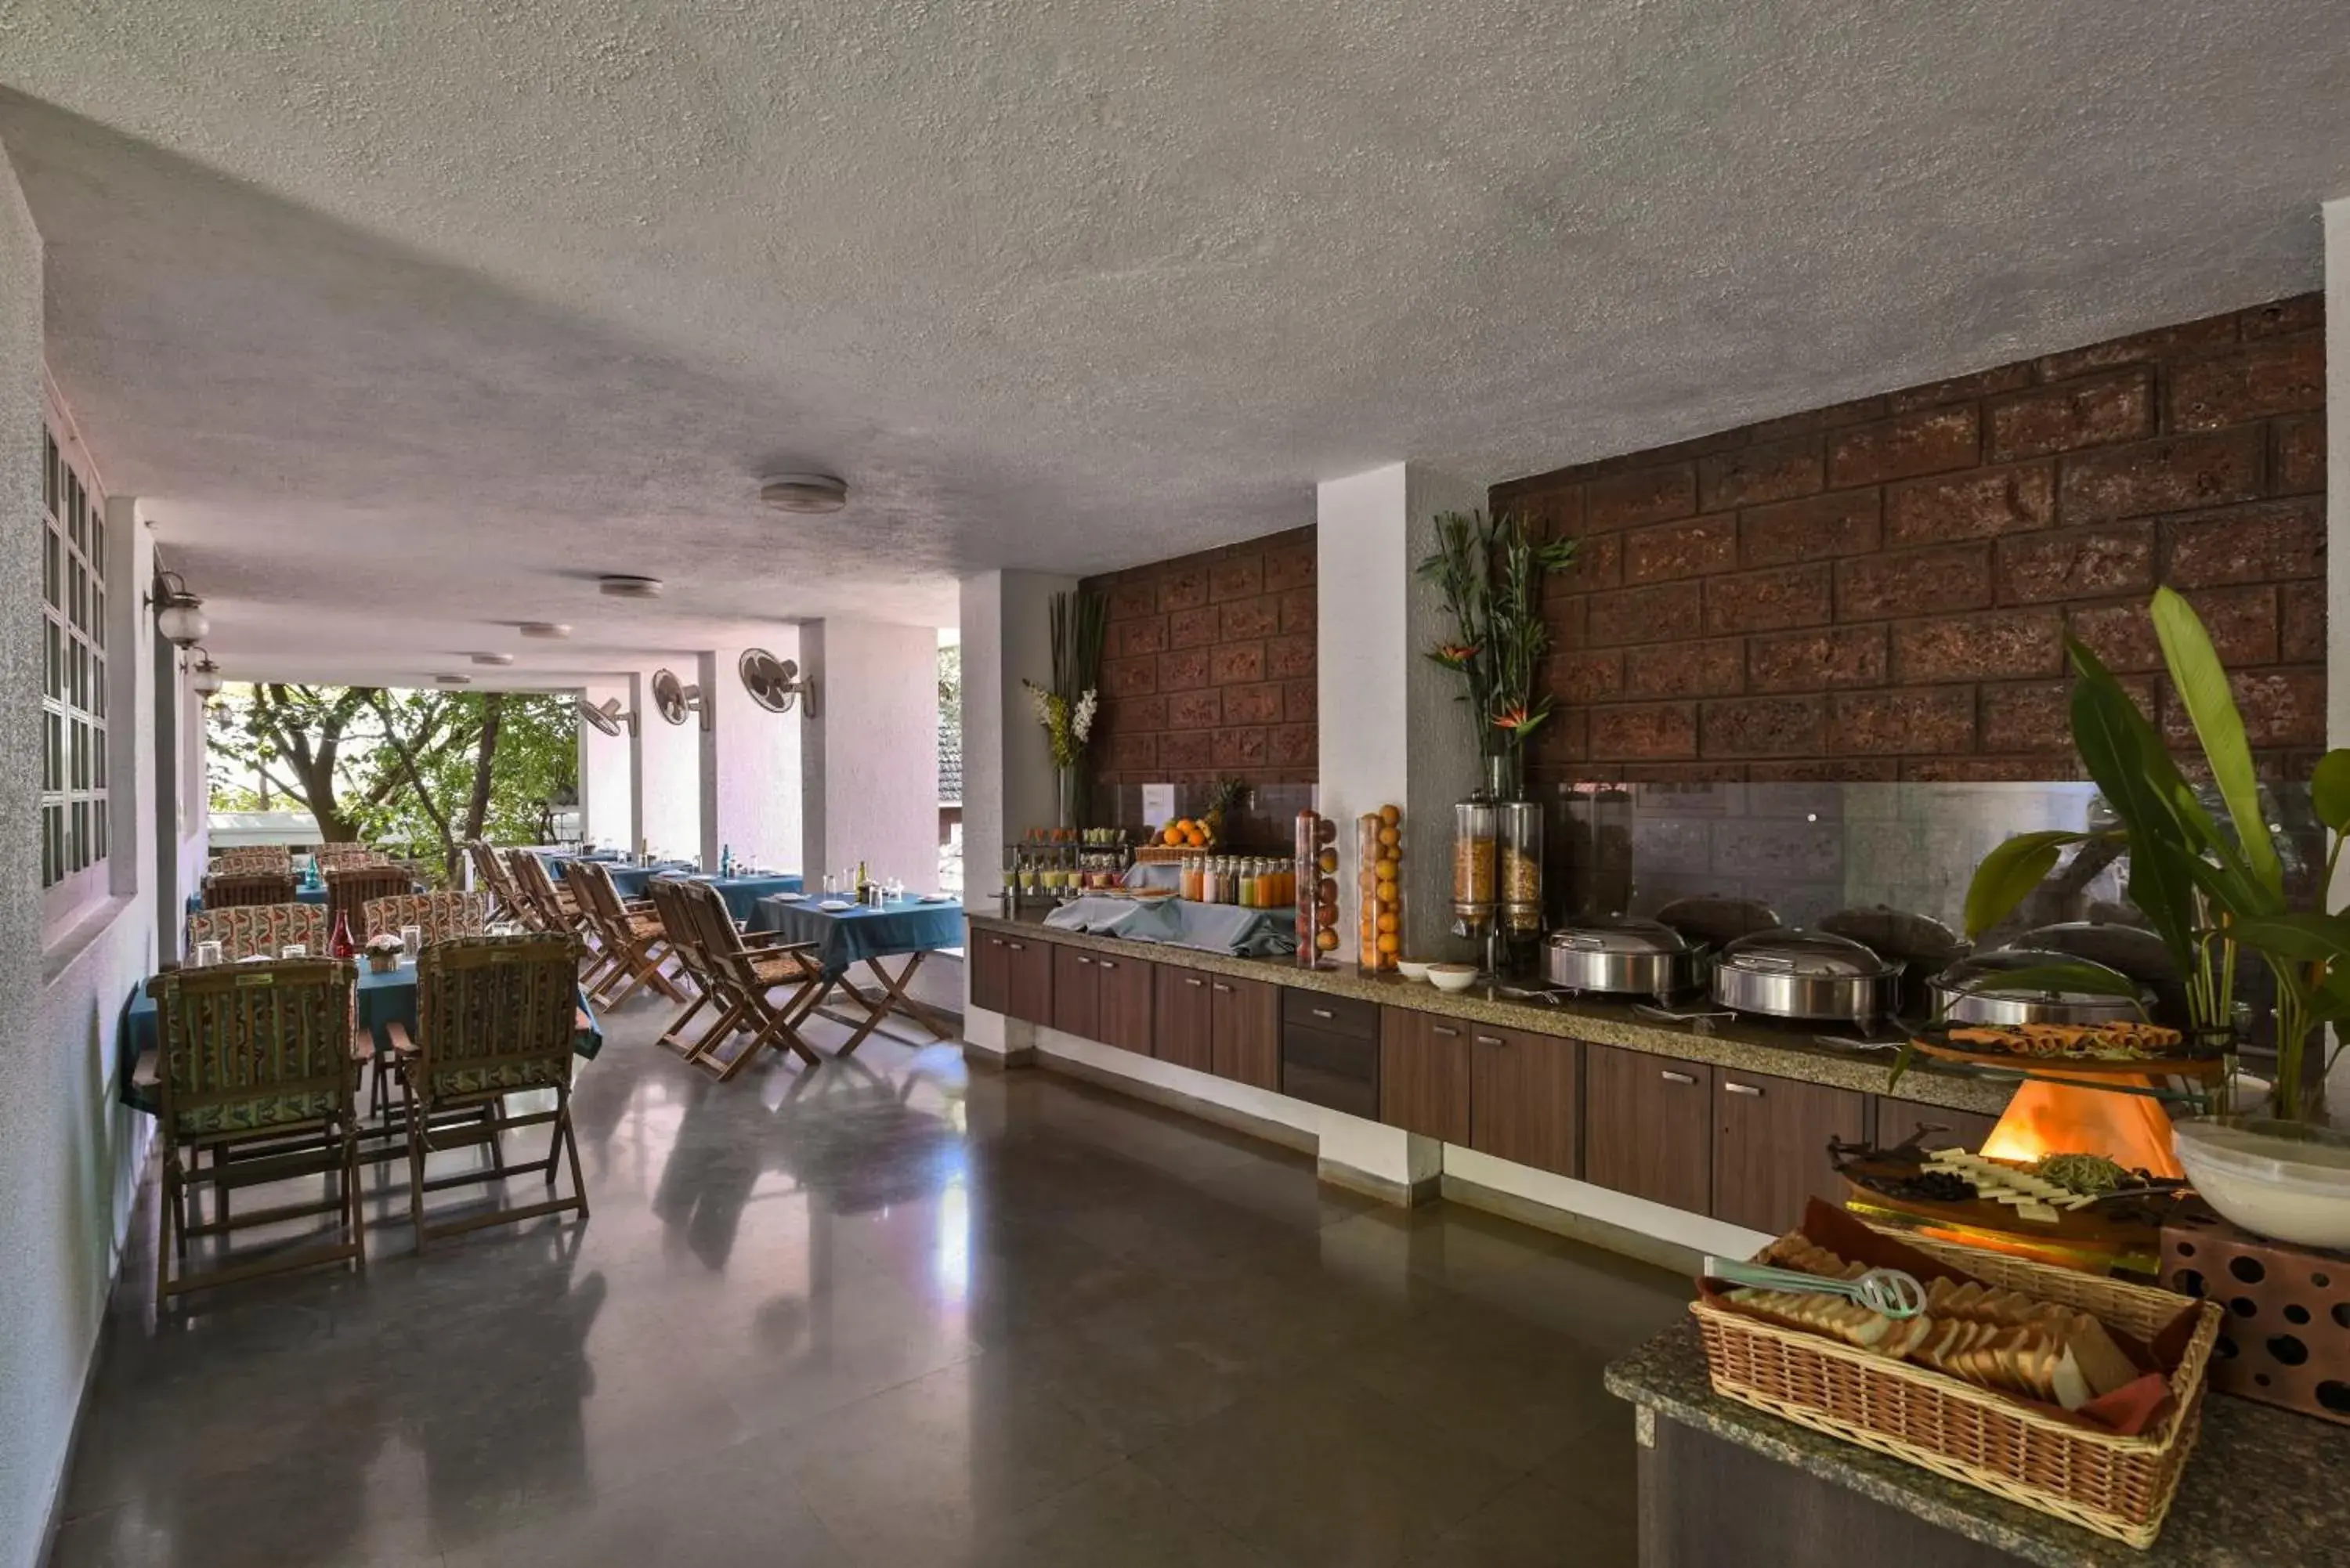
(2161, 1205, 2350, 1425)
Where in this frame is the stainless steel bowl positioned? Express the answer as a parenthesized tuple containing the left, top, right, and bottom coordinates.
(1711, 928, 1902, 1024)
(1928, 947, 2149, 1027)
(1543, 916, 1701, 999)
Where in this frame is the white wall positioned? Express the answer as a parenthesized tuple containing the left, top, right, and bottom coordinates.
(629, 666, 701, 860)
(797, 619, 938, 891)
(699, 635, 804, 872)
(958, 571, 1072, 907)
(577, 677, 632, 849)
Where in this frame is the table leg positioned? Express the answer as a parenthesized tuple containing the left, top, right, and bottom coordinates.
(833, 952, 953, 1057)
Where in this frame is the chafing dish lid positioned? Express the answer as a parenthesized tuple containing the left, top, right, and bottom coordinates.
(1717, 927, 1896, 979)
(1931, 947, 2146, 1006)
(1546, 916, 1692, 958)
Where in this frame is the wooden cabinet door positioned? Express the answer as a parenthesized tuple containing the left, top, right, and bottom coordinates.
(1468, 1027, 1579, 1178)
(967, 923, 1010, 1015)
(1712, 1070, 1868, 1234)
(1154, 965, 1214, 1073)
(1051, 945, 1101, 1041)
(1379, 1009, 1471, 1144)
(1876, 1095, 2005, 1156)
(1583, 1043, 1713, 1214)
(1209, 974, 1280, 1090)
(1001, 934, 1054, 1027)
(1093, 952, 1155, 1055)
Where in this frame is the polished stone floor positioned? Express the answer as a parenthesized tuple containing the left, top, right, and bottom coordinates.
(52, 991, 1690, 1568)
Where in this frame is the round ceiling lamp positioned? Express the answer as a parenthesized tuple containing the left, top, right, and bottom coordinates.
(471, 652, 515, 667)
(150, 569, 209, 646)
(759, 473, 848, 514)
(434, 674, 473, 686)
(597, 575, 663, 599)
(519, 622, 572, 639)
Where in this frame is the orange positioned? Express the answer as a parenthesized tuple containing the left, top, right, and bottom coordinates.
(1314, 928, 1339, 952)
(1378, 804, 1400, 826)
(1376, 910, 1397, 934)
(1161, 826, 1182, 846)
(1376, 932, 1400, 956)
(1377, 826, 1399, 848)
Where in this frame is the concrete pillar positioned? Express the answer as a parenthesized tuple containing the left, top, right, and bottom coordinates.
(1315, 462, 1486, 966)
(577, 677, 632, 850)
(794, 620, 939, 892)
(697, 635, 805, 873)
(629, 666, 702, 861)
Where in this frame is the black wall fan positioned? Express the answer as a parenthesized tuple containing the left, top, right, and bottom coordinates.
(577, 695, 636, 738)
(650, 667, 707, 729)
(739, 648, 817, 717)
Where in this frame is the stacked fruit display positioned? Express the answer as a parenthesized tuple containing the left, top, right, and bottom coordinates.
(1293, 811, 1340, 967)
(1357, 805, 1402, 974)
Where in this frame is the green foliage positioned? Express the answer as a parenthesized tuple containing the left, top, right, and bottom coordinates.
(1417, 509, 1578, 755)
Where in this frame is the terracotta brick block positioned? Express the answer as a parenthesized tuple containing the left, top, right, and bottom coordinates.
(1169, 691, 1222, 730)
(2163, 498, 2323, 586)
(1268, 723, 1317, 768)
(1107, 579, 1158, 620)
(1622, 639, 1743, 699)
(1701, 695, 1826, 757)
(2067, 586, 2277, 671)
(1589, 703, 1699, 760)
(1220, 596, 1279, 641)
(1261, 536, 1317, 593)
(1587, 580, 1705, 645)
(1886, 363, 2034, 413)
(1624, 516, 1738, 583)
(1549, 650, 1625, 702)
(1996, 526, 2154, 605)
(1210, 643, 1265, 686)
(1986, 370, 2152, 461)
(2035, 313, 2237, 381)
(1831, 688, 1976, 754)
(1586, 464, 1697, 531)
(2168, 336, 2324, 432)
(1548, 532, 1622, 594)
(1837, 544, 1993, 620)
(2276, 412, 2327, 494)
(1265, 632, 1316, 679)
(2163, 669, 2324, 749)
(1212, 727, 1270, 769)
(2282, 582, 2326, 663)
(1977, 681, 2072, 753)
(1527, 708, 1589, 767)
(1696, 436, 1823, 512)
(1167, 604, 1220, 649)
(1890, 609, 2063, 684)
(1104, 731, 1157, 773)
(1827, 406, 1981, 487)
(1744, 396, 1889, 443)
(1159, 648, 1210, 690)
(1159, 730, 1212, 770)
(1704, 564, 1833, 634)
(1103, 656, 1159, 699)
(1115, 694, 1167, 732)
(2058, 429, 2264, 522)
(1549, 595, 1588, 652)
(1278, 587, 1316, 634)
(1159, 566, 1209, 612)
(2064, 602, 2160, 673)
(1209, 555, 1264, 602)
(1282, 678, 1318, 723)
(1113, 616, 1168, 657)
(1738, 490, 1882, 568)
(1884, 462, 2055, 544)
(1223, 681, 1284, 724)
(1746, 627, 1889, 692)
(1508, 484, 1585, 540)
(2241, 294, 2323, 338)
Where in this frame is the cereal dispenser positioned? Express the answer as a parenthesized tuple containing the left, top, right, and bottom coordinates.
(1496, 800, 1544, 965)
(1450, 800, 1497, 941)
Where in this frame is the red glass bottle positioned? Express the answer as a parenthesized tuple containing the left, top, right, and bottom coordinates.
(328, 910, 356, 958)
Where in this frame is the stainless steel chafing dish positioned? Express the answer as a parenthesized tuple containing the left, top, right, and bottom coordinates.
(1926, 947, 2149, 1028)
(1542, 916, 1702, 1001)
(1711, 928, 1902, 1024)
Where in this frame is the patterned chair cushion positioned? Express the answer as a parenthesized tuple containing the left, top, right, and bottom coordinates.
(150, 959, 357, 1139)
(410, 933, 586, 1104)
(188, 903, 328, 960)
(361, 891, 486, 945)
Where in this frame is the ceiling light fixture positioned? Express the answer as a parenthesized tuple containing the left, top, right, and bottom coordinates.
(435, 674, 473, 686)
(759, 472, 849, 514)
(597, 575, 663, 599)
(471, 652, 515, 667)
(519, 622, 572, 639)
(148, 569, 209, 646)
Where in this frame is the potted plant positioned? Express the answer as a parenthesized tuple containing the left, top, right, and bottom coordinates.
(1419, 510, 1578, 800)
(363, 932, 406, 974)
(1963, 586, 2350, 1122)
(1023, 589, 1106, 829)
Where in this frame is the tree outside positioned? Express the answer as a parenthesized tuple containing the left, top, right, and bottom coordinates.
(208, 683, 578, 883)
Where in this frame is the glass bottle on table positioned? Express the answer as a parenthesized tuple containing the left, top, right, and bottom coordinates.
(328, 910, 356, 959)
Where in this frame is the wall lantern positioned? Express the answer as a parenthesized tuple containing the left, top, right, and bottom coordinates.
(149, 569, 210, 646)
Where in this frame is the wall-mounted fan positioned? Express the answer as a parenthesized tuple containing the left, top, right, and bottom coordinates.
(577, 695, 637, 738)
(650, 667, 708, 729)
(739, 647, 818, 717)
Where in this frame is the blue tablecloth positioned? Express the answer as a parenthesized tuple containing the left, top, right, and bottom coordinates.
(1045, 895, 1299, 957)
(118, 963, 604, 1114)
(674, 873, 803, 922)
(749, 895, 965, 980)
(581, 860, 695, 899)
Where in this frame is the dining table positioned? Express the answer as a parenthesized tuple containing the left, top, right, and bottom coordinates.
(750, 892, 964, 1055)
(185, 877, 420, 914)
(573, 858, 696, 900)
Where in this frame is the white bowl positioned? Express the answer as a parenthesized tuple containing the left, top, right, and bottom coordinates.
(2173, 1116, 2350, 1250)
(1426, 963, 1478, 994)
(1395, 959, 1433, 982)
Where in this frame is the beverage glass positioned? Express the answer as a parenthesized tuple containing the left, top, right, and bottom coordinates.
(194, 939, 223, 967)
(400, 924, 422, 960)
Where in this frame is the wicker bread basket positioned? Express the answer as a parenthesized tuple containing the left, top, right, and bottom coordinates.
(1692, 1228, 2222, 1548)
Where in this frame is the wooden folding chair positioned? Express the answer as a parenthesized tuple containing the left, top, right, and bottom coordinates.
(391, 933, 591, 1251)
(147, 958, 366, 1300)
(324, 865, 411, 941)
(362, 890, 487, 945)
(564, 861, 689, 1009)
(467, 840, 527, 926)
(203, 869, 298, 909)
(674, 878, 826, 1079)
(644, 876, 728, 1057)
(510, 849, 591, 940)
(187, 902, 327, 960)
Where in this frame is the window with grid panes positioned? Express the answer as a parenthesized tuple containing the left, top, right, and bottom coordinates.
(41, 421, 107, 905)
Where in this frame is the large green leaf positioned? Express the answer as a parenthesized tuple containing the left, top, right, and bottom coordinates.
(2226, 912, 2350, 967)
(1961, 830, 2099, 941)
(2312, 750, 2350, 835)
(2066, 659, 2205, 971)
(2152, 587, 2281, 898)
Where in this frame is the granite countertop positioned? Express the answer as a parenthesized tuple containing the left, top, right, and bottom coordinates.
(1607, 1319, 2350, 1568)
(964, 905, 2010, 1115)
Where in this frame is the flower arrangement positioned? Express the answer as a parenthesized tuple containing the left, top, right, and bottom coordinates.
(1022, 681, 1098, 769)
(363, 931, 406, 972)
(1419, 509, 1580, 761)
(1026, 589, 1108, 825)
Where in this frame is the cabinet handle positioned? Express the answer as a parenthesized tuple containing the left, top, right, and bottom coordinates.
(1007, 941, 1025, 952)
(1659, 1069, 1696, 1085)
(1473, 1035, 1504, 1047)
(1430, 1024, 1460, 1038)
(1182, 977, 1204, 988)
(1074, 955, 1092, 966)
(1097, 959, 1116, 970)
(1310, 1007, 1334, 1020)
(1724, 1081, 1762, 1097)
(1212, 982, 1233, 993)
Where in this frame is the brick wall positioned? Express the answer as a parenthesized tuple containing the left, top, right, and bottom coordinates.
(1083, 526, 1318, 788)
(1492, 294, 2326, 782)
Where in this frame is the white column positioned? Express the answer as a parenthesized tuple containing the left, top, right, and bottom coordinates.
(628, 667, 702, 861)
(575, 677, 632, 849)
(697, 637, 804, 872)
(794, 620, 939, 892)
(1316, 462, 1485, 965)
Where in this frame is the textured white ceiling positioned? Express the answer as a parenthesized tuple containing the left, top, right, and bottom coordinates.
(2, 0, 2346, 688)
